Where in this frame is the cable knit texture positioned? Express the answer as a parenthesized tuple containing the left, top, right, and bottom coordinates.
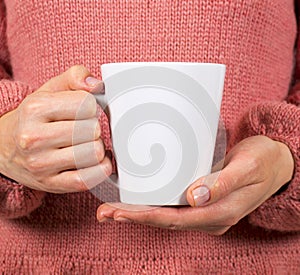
(0, 0, 299, 273)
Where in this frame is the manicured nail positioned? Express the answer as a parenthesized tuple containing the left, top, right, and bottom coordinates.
(86, 77, 104, 93)
(114, 216, 131, 222)
(86, 76, 101, 87)
(192, 185, 210, 206)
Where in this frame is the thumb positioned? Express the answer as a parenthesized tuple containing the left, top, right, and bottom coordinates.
(186, 155, 259, 207)
(39, 65, 104, 93)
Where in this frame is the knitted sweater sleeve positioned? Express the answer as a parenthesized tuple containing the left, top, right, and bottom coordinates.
(0, 1, 46, 219)
(230, 15, 300, 232)
(0, 1, 114, 219)
(232, 100, 299, 232)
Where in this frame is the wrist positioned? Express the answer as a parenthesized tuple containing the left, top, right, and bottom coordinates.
(0, 110, 16, 175)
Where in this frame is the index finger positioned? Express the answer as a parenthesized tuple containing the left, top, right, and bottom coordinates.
(39, 65, 103, 93)
(32, 90, 98, 121)
(96, 202, 224, 230)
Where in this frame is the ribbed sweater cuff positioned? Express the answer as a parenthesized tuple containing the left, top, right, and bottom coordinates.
(0, 176, 45, 219)
(231, 101, 300, 231)
(0, 79, 32, 116)
(0, 79, 46, 219)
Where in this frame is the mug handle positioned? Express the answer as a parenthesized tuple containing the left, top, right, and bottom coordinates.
(94, 92, 107, 111)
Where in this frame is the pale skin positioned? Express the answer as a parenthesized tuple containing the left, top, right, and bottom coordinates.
(0, 65, 112, 193)
(0, 66, 294, 235)
(98, 136, 294, 235)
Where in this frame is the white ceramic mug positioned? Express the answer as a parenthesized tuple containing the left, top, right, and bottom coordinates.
(96, 62, 226, 205)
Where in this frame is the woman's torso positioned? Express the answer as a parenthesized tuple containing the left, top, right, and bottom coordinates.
(1, 1, 299, 273)
(4, 0, 297, 134)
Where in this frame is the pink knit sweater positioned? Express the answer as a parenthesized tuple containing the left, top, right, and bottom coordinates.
(0, 0, 299, 273)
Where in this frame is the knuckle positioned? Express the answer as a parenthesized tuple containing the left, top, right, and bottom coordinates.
(21, 98, 44, 116)
(25, 155, 44, 173)
(74, 91, 97, 118)
(138, 211, 153, 224)
(77, 91, 97, 117)
(73, 173, 87, 192)
(94, 120, 101, 140)
(168, 222, 184, 230)
(69, 64, 86, 76)
(95, 140, 105, 161)
(244, 154, 265, 181)
(247, 156, 261, 173)
(68, 65, 89, 85)
(84, 92, 97, 116)
(216, 176, 232, 197)
(102, 160, 112, 177)
(16, 131, 38, 151)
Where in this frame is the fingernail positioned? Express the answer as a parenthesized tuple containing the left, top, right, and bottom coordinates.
(98, 216, 112, 223)
(192, 185, 210, 207)
(97, 210, 110, 222)
(86, 76, 101, 87)
(86, 77, 104, 93)
(114, 216, 131, 222)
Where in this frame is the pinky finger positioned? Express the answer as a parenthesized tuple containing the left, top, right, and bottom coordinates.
(77, 156, 113, 190)
(49, 156, 112, 193)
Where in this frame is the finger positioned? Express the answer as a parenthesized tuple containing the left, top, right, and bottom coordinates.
(48, 155, 112, 193)
(52, 118, 101, 147)
(187, 154, 262, 207)
(39, 90, 97, 121)
(23, 118, 100, 150)
(98, 202, 232, 231)
(112, 207, 201, 229)
(97, 203, 154, 221)
(57, 139, 106, 171)
(97, 203, 231, 234)
(23, 139, 105, 176)
(98, 176, 270, 232)
(39, 65, 104, 94)
(97, 203, 178, 227)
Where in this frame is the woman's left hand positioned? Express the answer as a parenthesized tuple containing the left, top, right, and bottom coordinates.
(97, 136, 294, 235)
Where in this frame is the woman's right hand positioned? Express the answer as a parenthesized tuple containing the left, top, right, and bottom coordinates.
(0, 65, 112, 193)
